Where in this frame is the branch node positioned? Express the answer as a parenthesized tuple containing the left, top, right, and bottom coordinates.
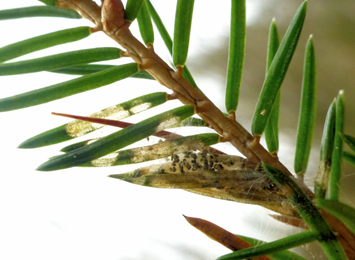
(176, 66, 184, 78)
(227, 112, 236, 121)
(195, 100, 211, 113)
(221, 131, 232, 142)
(247, 136, 261, 150)
(101, 0, 126, 33)
(168, 93, 178, 100)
